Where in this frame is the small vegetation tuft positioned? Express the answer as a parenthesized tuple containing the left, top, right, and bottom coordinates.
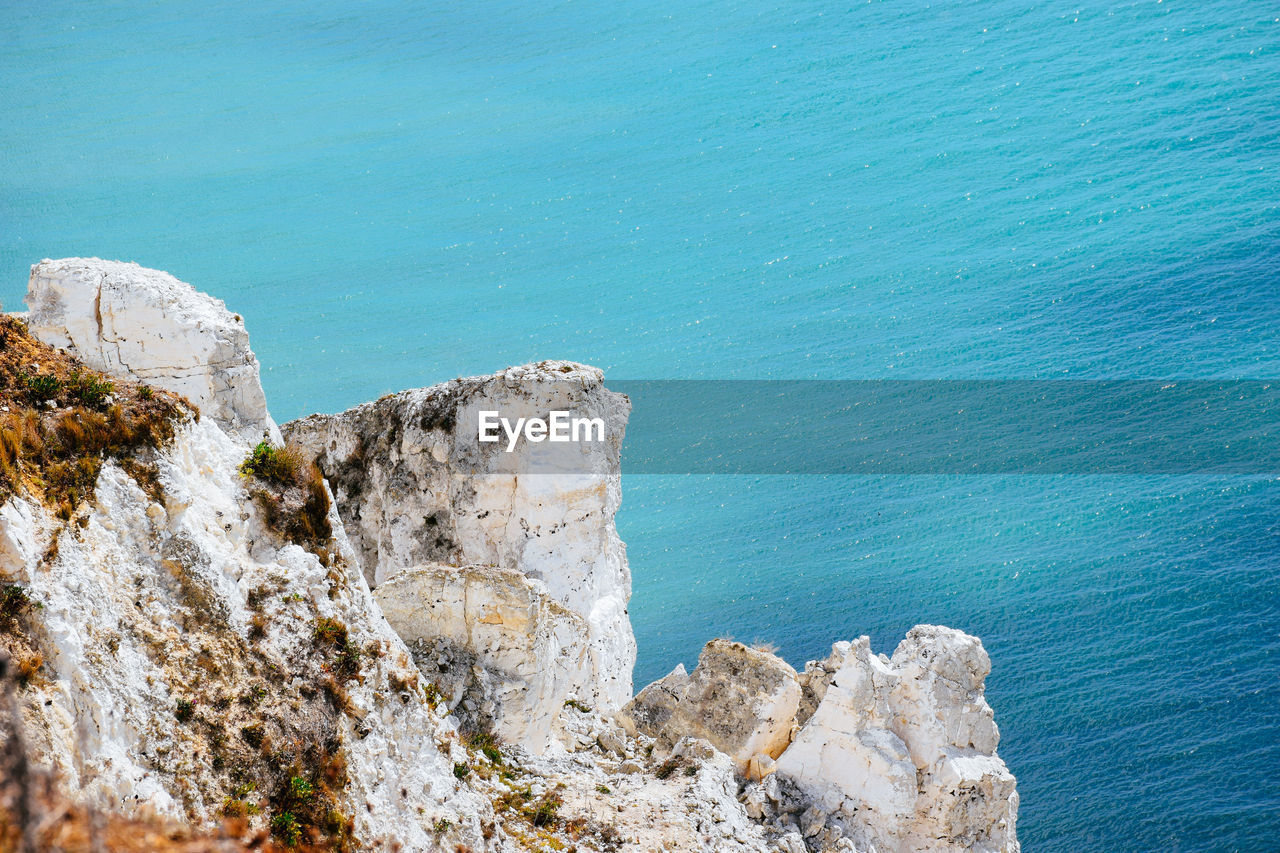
(0, 584, 44, 689)
(0, 585, 33, 626)
(529, 790, 564, 829)
(265, 753, 353, 850)
(240, 442, 302, 484)
(66, 369, 114, 408)
(240, 441, 333, 554)
(312, 617, 362, 682)
(464, 730, 503, 765)
(655, 757, 685, 780)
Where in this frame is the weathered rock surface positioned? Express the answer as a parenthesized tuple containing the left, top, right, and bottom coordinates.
(796, 640, 853, 727)
(3, 417, 491, 850)
(3, 259, 1020, 853)
(468, 703, 773, 853)
(374, 562, 587, 751)
(774, 628, 1019, 852)
(620, 640, 801, 774)
(25, 258, 279, 445)
(285, 366, 635, 714)
(8, 262, 489, 851)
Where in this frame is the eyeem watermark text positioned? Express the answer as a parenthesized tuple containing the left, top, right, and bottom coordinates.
(479, 410, 606, 452)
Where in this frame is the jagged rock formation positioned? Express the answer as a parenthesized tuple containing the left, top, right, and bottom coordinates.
(1, 258, 1019, 853)
(619, 640, 801, 774)
(284, 367, 636, 717)
(773, 630, 1017, 852)
(795, 641, 853, 727)
(623, 631, 1019, 851)
(26, 258, 280, 445)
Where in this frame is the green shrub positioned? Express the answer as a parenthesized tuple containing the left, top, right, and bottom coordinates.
(288, 775, 315, 804)
(240, 441, 301, 484)
(22, 373, 61, 402)
(242, 442, 334, 552)
(270, 811, 302, 846)
(67, 370, 113, 408)
(0, 584, 33, 625)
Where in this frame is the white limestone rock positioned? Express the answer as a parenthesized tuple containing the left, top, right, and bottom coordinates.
(285, 362, 636, 713)
(7, 416, 489, 851)
(617, 662, 688, 737)
(796, 640, 854, 727)
(373, 562, 587, 751)
(4, 259, 1021, 853)
(889, 625, 1001, 768)
(0, 495, 50, 584)
(25, 258, 279, 445)
(774, 628, 1020, 852)
(621, 640, 801, 774)
(475, 712, 772, 853)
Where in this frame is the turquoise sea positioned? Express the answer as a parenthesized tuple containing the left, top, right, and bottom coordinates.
(3, 1, 1278, 849)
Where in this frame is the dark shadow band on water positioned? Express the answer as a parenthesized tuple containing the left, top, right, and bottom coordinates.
(606, 380, 1280, 474)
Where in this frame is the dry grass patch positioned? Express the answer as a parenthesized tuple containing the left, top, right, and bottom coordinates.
(0, 314, 189, 515)
(239, 442, 333, 555)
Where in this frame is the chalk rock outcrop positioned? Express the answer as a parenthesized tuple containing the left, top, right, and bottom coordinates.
(7, 262, 489, 851)
(3, 259, 1020, 853)
(26, 258, 279, 444)
(796, 639, 853, 727)
(374, 563, 587, 751)
(773, 627, 1019, 852)
(285, 366, 635, 715)
(620, 640, 801, 774)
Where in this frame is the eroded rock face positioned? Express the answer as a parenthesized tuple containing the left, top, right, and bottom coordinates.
(284, 364, 636, 713)
(774, 627, 1019, 852)
(25, 258, 279, 445)
(620, 640, 801, 774)
(4, 417, 490, 851)
(6, 260, 489, 850)
(5, 259, 1020, 853)
(374, 563, 587, 751)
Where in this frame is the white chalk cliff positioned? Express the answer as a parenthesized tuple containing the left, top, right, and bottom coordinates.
(0, 258, 1018, 852)
(283, 364, 636, 737)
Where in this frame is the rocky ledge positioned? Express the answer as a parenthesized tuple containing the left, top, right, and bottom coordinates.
(0, 259, 1018, 852)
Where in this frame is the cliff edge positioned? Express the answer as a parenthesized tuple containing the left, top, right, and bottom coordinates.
(0, 259, 1018, 853)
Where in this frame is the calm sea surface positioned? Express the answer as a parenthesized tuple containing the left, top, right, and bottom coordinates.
(3, 2, 1278, 848)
